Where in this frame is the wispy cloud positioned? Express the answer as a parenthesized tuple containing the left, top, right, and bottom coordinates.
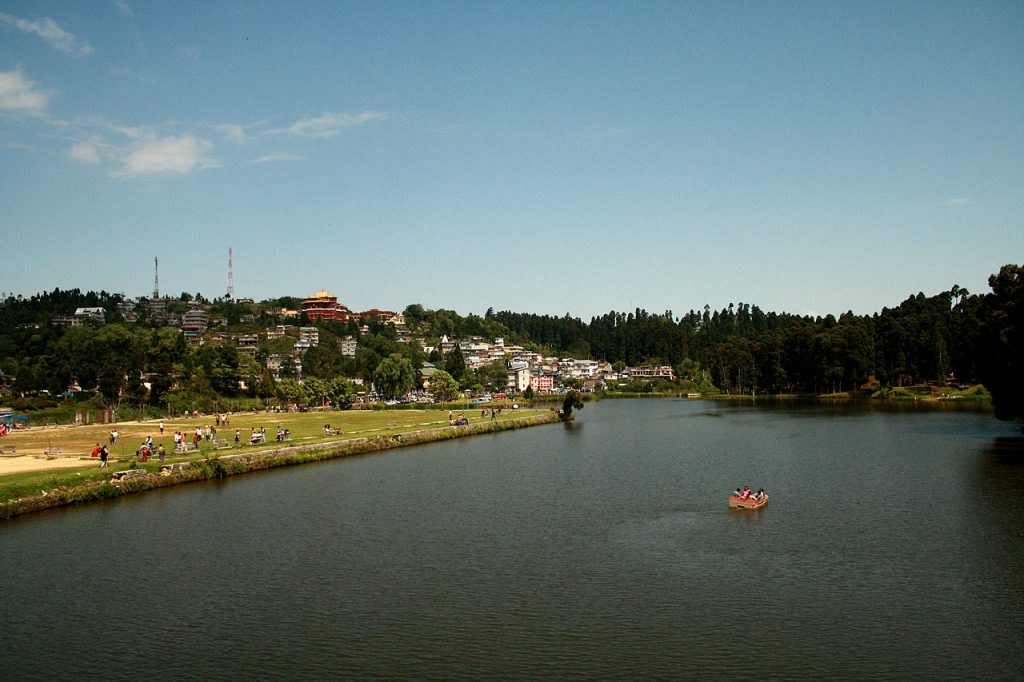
(0, 68, 51, 113)
(112, 0, 134, 18)
(270, 111, 387, 138)
(214, 123, 246, 144)
(943, 198, 970, 210)
(115, 134, 214, 176)
(0, 12, 92, 56)
(251, 153, 304, 164)
(69, 136, 104, 164)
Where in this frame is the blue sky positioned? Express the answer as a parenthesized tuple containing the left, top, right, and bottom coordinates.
(1, 1, 1021, 320)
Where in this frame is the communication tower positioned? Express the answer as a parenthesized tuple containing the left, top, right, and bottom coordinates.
(153, 256, 160, 299)
(226, 247, 234, 299)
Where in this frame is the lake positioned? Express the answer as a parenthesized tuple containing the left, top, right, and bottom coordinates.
(2, 399, 1022, 680)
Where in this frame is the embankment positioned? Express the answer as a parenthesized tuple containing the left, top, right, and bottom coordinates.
(0, 412, 561, 520)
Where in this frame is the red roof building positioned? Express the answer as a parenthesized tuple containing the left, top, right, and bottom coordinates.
(302, 291, 348, 322)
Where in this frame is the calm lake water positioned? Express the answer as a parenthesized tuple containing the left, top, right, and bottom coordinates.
(2, 399, 1023, 680)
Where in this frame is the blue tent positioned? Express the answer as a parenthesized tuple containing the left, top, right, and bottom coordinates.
(0, 413, 29, 426)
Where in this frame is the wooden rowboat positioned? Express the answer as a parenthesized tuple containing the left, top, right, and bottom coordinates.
(729, 493, 768, 509)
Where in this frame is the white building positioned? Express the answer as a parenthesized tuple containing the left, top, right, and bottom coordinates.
(74, 307, 106, 323)
(507, 361, 531, 393)
(299, 327, 319, 347)
(341, 335, 357, 357)
(628, 365, 676, 381)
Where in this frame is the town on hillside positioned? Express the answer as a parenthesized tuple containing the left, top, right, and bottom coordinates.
(3, 263, 1022, 423)
(1, 288, 676, 413)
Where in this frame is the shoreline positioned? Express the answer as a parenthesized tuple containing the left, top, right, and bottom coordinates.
(0, 412, 562, 521)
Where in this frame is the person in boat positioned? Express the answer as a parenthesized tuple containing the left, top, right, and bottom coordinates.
(734, 487, 742, 497)
(740, 486, 751, 499)
(753, 488, 765, 500)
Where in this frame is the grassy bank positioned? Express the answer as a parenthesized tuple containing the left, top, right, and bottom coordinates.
(0, 411, 560, 520)
(696, 384, 992, 403)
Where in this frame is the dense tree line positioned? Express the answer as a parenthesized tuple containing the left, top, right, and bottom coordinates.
(1, 265, 1021, 420)
(491, 289, 984, 396)
(497, 265, 1022, 420)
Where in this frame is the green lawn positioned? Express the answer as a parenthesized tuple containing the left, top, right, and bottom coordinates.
(0, 406, 546, 504)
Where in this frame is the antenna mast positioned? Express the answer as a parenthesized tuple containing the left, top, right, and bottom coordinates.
(153, 256, 160, 299)
(226, 247, 234, 299)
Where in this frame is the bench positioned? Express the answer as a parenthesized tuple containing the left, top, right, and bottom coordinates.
(0, 445, 18, 457)
(174, 442, 197, 454)
(249, 433, 266, 445)
(214, 439, 231, 449)
(38, 447, 63, 459)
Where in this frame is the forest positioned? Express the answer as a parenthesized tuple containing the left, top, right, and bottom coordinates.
(0, 264, 1021, 421)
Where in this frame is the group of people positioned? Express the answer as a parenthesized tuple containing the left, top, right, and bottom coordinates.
(733, 485, 766, 501)
(170, 425, 221, 450)
(89, 442, 110, 467)
(249, 426, 267, 444)
(136, 439, 166, 462)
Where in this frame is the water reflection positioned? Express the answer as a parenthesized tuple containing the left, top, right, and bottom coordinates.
(984, 436, 1024, 463)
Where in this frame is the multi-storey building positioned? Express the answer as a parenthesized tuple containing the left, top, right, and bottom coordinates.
(341, 336, 358, 357)
(507, 362, 531, 393)
(236, 335, 259, 357)
(529, 375, 556, 394)
(302, 291, 348, 322)
(182, 309, 209, 337)
(299, 327, 319, 347)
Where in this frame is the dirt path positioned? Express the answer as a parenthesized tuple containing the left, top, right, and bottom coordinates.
(0, 455, 99, 475)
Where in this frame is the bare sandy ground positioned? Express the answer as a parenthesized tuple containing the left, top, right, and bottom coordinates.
(0, 417, 167, 476)
(0, 455, 100, 475)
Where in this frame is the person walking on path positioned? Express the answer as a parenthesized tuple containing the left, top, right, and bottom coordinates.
(99, 445, 109, 468)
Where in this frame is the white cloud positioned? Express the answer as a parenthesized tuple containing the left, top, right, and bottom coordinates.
(251, 153, 303, 164)
(116, 134, 214, 176)
(69, 136, 103, 164)
(271, 111, 387, 138)
(0, 12, 92, 56)
(0, 68, 51, 113)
